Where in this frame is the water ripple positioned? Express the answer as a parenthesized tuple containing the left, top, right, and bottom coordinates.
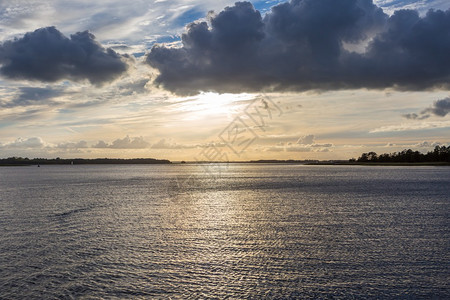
(0, 165, 449, 299)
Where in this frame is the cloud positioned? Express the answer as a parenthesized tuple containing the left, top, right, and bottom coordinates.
(295, 134, 332, 147)
(402, 97, 450, 119)
(310, 143, 333, 148)
(151, 139, 181, 149)
(297, 134, 315, 145)
(56, 140, 89, 149)
(150, 138, 225, 149)
(265, 134, 333, 152)
(422, 97, 450, 117)
(285, 146, 312, 152)
(0, 136, 147, 153)
(92, 140, 110, 148)
(151, 138, 194, 149)
(146, 1, 450, 95)
(0, 87, 63, 107)
(0, 0, 246, 47)
(0, 137, 46, 149)
(370, 120, 450, 132)
(92, 135, 149, 149)
(315, 148, 330, 152)
(402, 112, 430, 120)
(266, 145, 332, 152)
(373, 0, 450, 15)
(109, 136, 148, 149)
(415, 141, 441, 147)
(0, 26, 130, 84)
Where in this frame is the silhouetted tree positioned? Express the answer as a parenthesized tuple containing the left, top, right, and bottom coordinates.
(353, 146, 450, 163)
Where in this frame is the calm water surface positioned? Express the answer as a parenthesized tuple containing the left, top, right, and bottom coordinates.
(0, 164, 449, 299)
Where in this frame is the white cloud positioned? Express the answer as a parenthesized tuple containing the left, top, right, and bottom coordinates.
(414, 141, 441, 148)
(310, 143, 333, 148)
(151, 138, 194, 149)
(110, 135, 148, 149)
(91, 135, 149, 149)
(265, 135, 334, 152)
(374, 0, 449, 15)
(92, 140, 109, 148)
(285, 146, 312, 152)
(151, 138, 226, 149)
(0, 137, 46, 149)
(0, 0, 244, 45)
(56, 140, 89, 149)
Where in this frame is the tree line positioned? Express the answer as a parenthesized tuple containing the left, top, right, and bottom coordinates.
(351, 146, 450, 163)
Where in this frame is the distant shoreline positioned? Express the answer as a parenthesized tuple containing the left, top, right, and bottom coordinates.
(1, 159, 449, 167)
(178, 160, 450, 166)
(0, 157, 172, 166)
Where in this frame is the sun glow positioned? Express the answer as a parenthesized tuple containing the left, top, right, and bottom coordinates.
(173, 92, 255, 120)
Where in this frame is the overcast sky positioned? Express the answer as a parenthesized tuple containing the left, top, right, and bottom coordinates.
(0, 0, 449, 161)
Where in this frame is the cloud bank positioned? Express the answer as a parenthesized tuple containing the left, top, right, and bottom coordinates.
(147, 0, 450, 95)
(0, 26, 130, 84)
(92, 136, 149, 149)
(265, 134, 333, 152)
(151, 139, 197, 149)
(0, 137, 46, 149)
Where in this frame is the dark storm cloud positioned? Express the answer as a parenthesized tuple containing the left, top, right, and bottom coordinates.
(146, 0, 450, 95)
(403, 97, 450, 119)
(422, 97, 450, 116)
(0, 26, 130, 84)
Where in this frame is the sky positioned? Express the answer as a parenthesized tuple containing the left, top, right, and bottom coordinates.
(0, 0, 449, 161)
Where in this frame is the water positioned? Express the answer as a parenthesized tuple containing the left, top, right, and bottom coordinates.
(0, 164, 449, 299)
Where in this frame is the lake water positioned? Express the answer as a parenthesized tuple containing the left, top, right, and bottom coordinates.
(0, 164, 449, 299)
